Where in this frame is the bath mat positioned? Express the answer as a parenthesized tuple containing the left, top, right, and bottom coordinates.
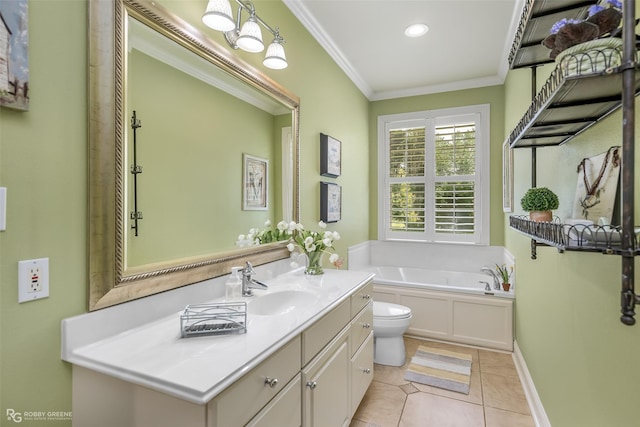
(404, 345, 472, 394)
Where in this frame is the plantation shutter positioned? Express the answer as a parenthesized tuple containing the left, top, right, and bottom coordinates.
(379, 105, 488, 245)
(433, 121, 476, 236)
(388, 126, 425, 232)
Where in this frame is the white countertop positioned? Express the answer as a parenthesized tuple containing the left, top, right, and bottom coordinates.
(62, 268, 373, 405)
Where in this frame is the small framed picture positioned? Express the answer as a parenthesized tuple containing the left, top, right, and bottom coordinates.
(243, 153, 268, 210)
(320, 182, 341, 223)
(320, 133, 341, 178)
(502, 139, 513, 213)
(0, 0, 30, 111)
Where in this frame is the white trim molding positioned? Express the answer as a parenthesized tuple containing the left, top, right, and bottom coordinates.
(513, 340, 552, 427)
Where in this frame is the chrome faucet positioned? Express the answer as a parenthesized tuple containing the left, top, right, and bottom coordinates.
(480, 266, 501, 290)
(241, 261, 268, 297)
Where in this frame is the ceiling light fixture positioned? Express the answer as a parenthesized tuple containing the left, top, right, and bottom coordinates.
(202, 0, 287, 69)
(404, 23, 429, 38)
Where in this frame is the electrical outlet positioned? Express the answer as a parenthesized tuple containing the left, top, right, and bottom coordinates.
(18, 258, 49, 303)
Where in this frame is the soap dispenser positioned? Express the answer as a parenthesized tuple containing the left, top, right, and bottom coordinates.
(225, 266, 242, 300)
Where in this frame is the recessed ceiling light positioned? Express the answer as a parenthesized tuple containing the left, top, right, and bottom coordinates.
(404, 23, 429, 38)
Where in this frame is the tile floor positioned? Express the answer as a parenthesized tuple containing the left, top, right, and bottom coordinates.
(350, 337, 535, 427)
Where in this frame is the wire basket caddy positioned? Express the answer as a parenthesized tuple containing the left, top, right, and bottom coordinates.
(180, 302, 247, 338)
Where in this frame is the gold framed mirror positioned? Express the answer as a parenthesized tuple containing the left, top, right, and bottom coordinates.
(89, 0, 299, 310)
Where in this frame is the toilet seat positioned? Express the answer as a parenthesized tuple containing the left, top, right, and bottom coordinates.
(373, 301, 412, 320)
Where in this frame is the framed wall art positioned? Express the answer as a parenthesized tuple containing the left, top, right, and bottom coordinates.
(320, 182, 341, 223)
(243, 153, 268, 210)
(0, 0, 29, 111)
(502, 139, 513, 213)
(320, 133, 341, 178)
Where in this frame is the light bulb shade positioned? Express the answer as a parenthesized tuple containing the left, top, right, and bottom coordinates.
(263, 41, 287, 69)
(236, 18, 264, 53)
(202, 0, 235, 32)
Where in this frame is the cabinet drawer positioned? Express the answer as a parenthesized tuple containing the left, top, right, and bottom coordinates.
(302, 299, 350, 365)
(350, 332, 374, 417)
(350, 302, 372, 357)
(350, 281, 374, 316)
(246, 374, 301, 427)
(208, 336, 301, 427)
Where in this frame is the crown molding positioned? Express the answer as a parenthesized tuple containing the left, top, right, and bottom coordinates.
(283, 0, 373, 99)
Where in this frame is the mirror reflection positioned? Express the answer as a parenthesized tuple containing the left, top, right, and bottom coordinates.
(88, 0, 299, 310)
(125, 16, 294, 268)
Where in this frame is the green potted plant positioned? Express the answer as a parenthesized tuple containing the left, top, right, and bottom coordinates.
(495, 264, 513, 292)
(520, 187, 559, 222)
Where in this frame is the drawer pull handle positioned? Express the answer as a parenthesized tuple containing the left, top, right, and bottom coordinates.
(264, 377, 279, 388)
(362, 294, 371, 300)
(362, 368, 371, 374)
(362, 323, 371, 329)
(306, 381, 317, 389)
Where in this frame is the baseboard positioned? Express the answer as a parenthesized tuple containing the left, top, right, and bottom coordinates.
(512, 340, 552, 427)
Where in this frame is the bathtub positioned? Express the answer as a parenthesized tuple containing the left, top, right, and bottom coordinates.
(348, 241, 514, 351)
(362, 266, 514, 299)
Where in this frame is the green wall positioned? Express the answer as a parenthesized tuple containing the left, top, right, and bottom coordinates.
(504, 64, 640, 425)
(0, 1, 370, 425)
(369, 85, 506, 246)
(0, 1, 87, 425)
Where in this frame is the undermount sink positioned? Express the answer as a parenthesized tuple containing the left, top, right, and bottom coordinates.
(249, 290, 319, 316)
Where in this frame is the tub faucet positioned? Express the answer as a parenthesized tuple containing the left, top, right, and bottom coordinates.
(241, 261, 268, 297)
(481, 267, 501, 290)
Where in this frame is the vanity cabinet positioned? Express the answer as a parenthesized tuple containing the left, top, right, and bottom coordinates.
(68, 275, 375, 427)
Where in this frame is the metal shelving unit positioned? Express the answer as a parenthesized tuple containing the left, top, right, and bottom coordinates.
(508, 70, 640, 148)
(507, 0, 640, 325)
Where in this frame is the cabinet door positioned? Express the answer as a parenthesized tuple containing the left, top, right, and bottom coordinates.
(302, 329, 350, 427)
(247, 374, 302, 427)
(351, 332, 374, 417)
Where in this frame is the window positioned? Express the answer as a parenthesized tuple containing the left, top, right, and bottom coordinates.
(378, 105, 490, 245)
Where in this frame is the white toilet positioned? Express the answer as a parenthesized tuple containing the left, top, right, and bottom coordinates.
(373, 301, 412, 366)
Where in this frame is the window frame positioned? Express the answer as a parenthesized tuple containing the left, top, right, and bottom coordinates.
(377, 104, 490, 245)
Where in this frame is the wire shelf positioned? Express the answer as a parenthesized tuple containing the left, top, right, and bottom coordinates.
(509, 215, 639, 255)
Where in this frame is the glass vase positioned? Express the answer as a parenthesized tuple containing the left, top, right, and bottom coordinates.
(305, 251, 324, 275)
